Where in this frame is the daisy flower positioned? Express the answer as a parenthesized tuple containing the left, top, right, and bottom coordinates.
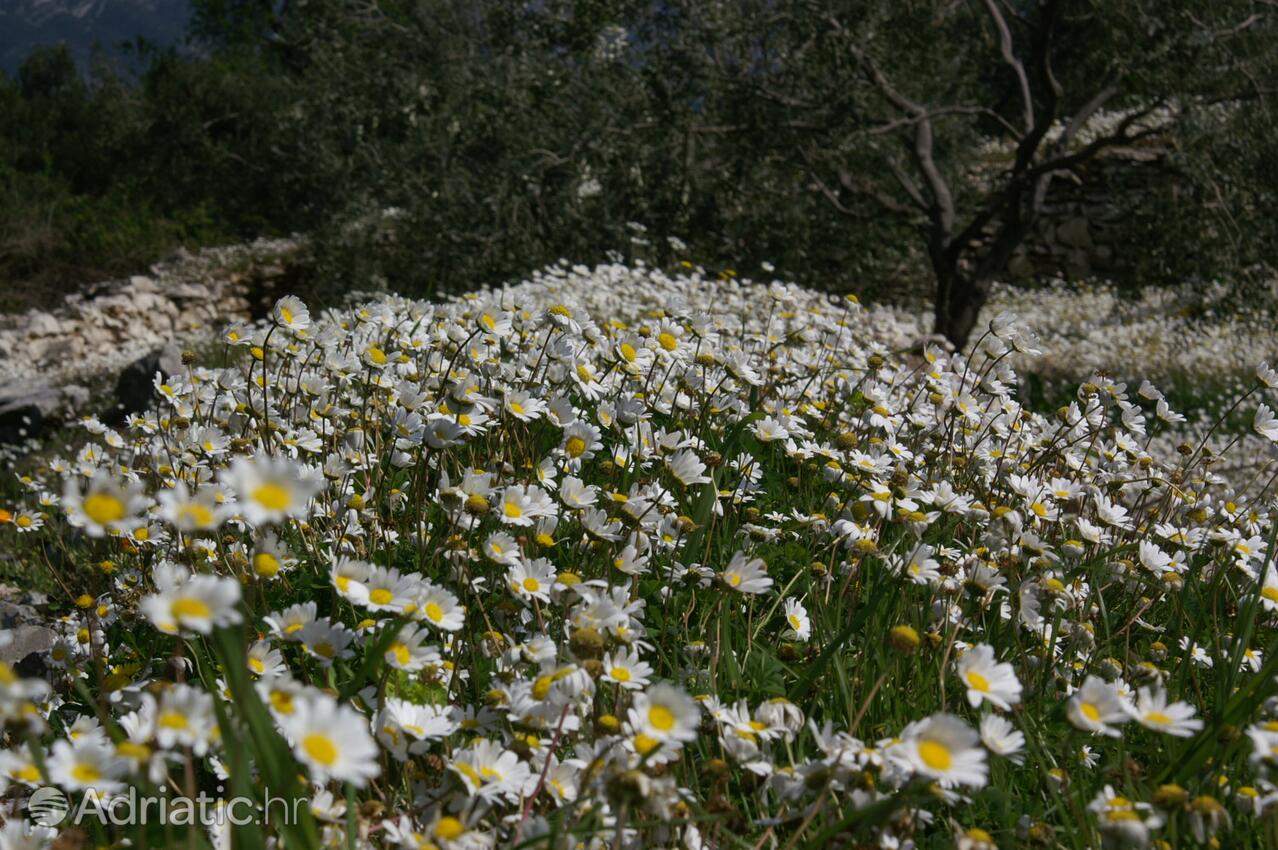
(601, 647, 653, 690)
(720, 551, 772, 594)
(282, 693, 380, 787)
(157, 481, 223, 533)
(955, 644, 1022, 711)
(415, 584, 465, 632)
(900, 713, 988, 789)
(667, 450, 711, 487)
(265, 601, 318, 641)
(979, 714, 1025, 764)
(250, 530, 296, 579)
(154, 684, 217, 755)
(297, 620, 357, 666)
(560, 421, 603, 462)
(47, 737, 127, 795)
(1066, 675, 1130, 737)
(384, 624, 441, 672)
(782, 598, 811, 641)
(220, 455, 323, 525)
(271, 295, 311, 332)
(63, 471, 149, 537)
(1255, 404, 1278, 442)
(629, 683, 699, 747)
(450, 739, 535, 803)
(140, 564, 242, 636)
(1131, 686, 1203, 737)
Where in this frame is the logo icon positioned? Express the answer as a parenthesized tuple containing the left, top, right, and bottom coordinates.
(27, 787, 69, 826)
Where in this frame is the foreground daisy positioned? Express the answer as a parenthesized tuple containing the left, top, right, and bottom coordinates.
(63, 471, 148, 537)
(140, 563, 242, 635)
(47, 737, 127, 795)
(629, 683, 699, 748)
(220, 455, 324, 525)
(900, 713, 988, 789)
(281, 693, 380, 787)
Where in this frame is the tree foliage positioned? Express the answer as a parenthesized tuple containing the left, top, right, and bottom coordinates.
(1, 0, 1276, 340)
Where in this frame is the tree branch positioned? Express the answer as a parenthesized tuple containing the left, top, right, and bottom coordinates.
(982, 0, 1034, 133)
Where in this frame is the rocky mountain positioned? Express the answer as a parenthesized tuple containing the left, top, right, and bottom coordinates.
(0, 0, 191, 76)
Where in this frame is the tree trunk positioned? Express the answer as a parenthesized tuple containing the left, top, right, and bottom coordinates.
(933, 269, 993, 350)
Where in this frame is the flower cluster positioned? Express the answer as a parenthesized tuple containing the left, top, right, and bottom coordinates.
(2, 262, 1278, 849)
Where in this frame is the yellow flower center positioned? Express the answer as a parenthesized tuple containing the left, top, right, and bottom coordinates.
(253, 553, 280, 578)
(302, 734, 337, 766)
(425, 601, 445, 623)
(83, 492, 126, 525)
(634, 733, 659, 754)
(523, 577, 541, 593)
(611, 667, 631, 682)
(648, 705, 676, 732)
(1080, 702, 1101, 722)
(251, 483, 291, 512)
(658, 332, 678, 351)
(171, 598, 212, 621)
(966, 671, 990, 693)
(565, 436, 587, 458)
(159, 711, 189, 730)
(435, 816, 465, 840)
(71, 763, 102, 783)
(391, 643, 411, 666)
(918, 739, 952, 771)
(181, 503, 216, 527)
(369, 588, 394, 606)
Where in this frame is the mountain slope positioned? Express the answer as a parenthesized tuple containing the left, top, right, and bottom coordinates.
(0, 0, 191, 76)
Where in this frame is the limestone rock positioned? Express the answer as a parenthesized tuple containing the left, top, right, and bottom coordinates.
(0, 625, 55, 665)
(1057, 216, 1093, 249)
(26, 311, 61, 336)
(115, 343, 184, 417)
(0, 380, 80, 443)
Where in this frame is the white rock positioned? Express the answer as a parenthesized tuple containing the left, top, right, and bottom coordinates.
(26, 311, 61, 336)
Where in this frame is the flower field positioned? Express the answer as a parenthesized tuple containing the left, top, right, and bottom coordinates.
(3, 262, 1278, 848)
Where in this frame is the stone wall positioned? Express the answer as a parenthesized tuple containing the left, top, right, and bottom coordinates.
(0, 237, 302, 443)
(1002, 140, 1175, 282)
